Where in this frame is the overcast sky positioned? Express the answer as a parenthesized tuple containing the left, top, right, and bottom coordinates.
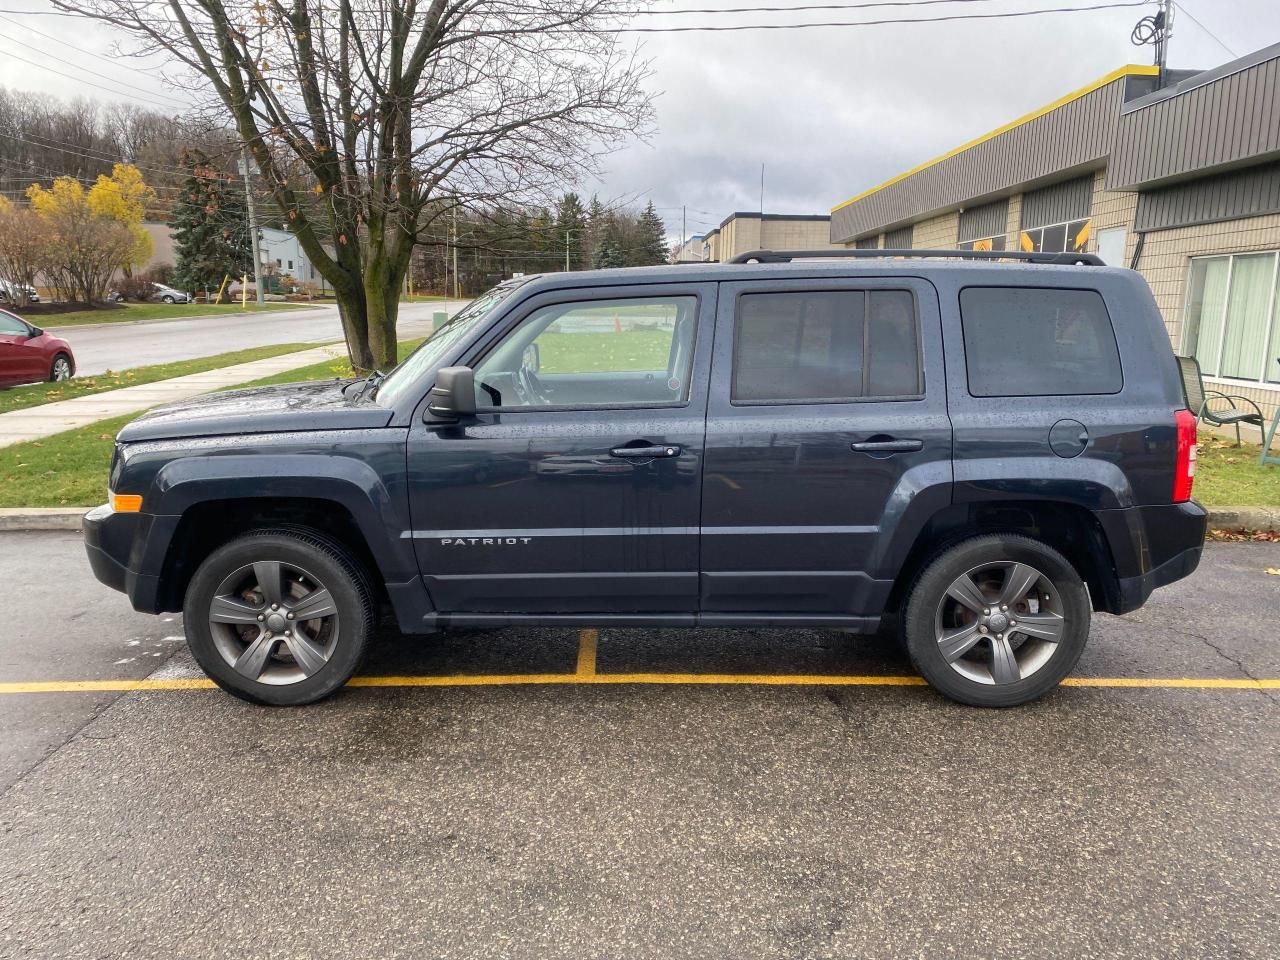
(3, 0, 1278, 241)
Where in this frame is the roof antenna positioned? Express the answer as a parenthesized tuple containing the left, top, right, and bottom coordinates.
(1132, 0, 1175, 87)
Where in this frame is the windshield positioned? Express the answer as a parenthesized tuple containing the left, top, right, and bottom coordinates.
(374, 281, 525, 408)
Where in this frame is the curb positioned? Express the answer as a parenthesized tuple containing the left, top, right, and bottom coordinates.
(43, 303, 330, 333)
(1, 505, 1276, 535)
(0, 508, 87, 531)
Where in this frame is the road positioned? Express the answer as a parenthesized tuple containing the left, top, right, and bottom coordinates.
(0, 532, 1276, 958)
(49, 299, 468, 376)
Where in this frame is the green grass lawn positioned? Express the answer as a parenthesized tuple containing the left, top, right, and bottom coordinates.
(229, 338, 428, 389)
(26, 301, 311, 328)
(538, 330, 672, 373)
(401, 294, 454, 303)
(0, 343, 316, 416)
(0, 411, 135, 507)
(1194, 436, 1280, 509)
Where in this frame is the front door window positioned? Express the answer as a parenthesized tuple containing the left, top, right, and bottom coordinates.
(471, 297, 697, 409)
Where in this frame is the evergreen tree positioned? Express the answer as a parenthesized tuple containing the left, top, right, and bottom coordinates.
(592, 213, 625, 269)
(554, 192, 588, 270)
(170, 149, 251, 298)
(584, 194, 606, 267)
(634, 201, 669, 265)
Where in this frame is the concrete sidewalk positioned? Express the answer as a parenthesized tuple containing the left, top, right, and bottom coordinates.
(0, 342, 348, 448)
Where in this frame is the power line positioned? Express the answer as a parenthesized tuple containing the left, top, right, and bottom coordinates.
(0, 42, 186, 109)
(565, 1, 1151, 32)
(1173, 1, 1238, 58)
(624, 0, 1056, 14)
(0, 12, 191, 106)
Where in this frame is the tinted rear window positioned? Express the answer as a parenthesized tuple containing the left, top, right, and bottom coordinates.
(732, 290, 921, 403)
(960, 287, 1122, 397)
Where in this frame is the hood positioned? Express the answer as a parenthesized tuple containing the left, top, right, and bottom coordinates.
(117, 379, 395, 443)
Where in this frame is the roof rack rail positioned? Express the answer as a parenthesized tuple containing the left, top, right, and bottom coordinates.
(728, 248, 1104, 266)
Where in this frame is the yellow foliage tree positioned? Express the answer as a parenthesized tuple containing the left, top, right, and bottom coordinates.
(27, 164, 156, 302)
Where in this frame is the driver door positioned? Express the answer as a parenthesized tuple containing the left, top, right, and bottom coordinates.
(406, 282, 716, 620)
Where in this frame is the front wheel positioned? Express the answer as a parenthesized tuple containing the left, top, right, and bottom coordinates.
(183, 528, 374, 705)
(902, 534, 1090, 707)
(161, 294, 175, 304)
(49, 354, 72, 382)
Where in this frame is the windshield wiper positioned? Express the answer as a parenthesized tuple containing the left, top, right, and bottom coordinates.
(352, 370, 385, 403)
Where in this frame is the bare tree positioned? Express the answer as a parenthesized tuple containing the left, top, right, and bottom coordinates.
(0, 201, 53, 308)
(53, 0, 654, 369)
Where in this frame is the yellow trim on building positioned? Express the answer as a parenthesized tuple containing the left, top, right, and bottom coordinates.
(831, 64, 1160, 214)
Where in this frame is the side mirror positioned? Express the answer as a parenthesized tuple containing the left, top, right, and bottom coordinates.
(425, 366, 477, 422)
(26, 325, 42, 338)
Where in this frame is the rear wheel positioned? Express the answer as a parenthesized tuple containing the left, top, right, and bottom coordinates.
(183, 528, 374, 706)
(902, 534, 1089, 707)
(49, 354, 72, 382)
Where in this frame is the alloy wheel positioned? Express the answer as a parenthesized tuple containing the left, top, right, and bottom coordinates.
(207, 560, 340, 686)
(933, 560, 1066, 685)
(52, 357, 71, 381)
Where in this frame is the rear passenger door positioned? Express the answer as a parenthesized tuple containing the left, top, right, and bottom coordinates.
(699, 278, 952, 622)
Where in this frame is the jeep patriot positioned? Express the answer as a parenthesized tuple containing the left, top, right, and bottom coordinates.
(84, 250, 1207, 707)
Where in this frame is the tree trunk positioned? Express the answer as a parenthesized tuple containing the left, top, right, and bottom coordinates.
(335, 287, 376, 371)
(364, 249, 413, 369)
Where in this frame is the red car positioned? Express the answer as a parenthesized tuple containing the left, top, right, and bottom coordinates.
(0, 308, 74, 387)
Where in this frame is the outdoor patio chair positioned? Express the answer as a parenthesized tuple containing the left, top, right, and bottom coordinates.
(1176, 355, 1268, 446)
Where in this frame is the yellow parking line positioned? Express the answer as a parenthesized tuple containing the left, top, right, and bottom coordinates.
(0, 673, 1276, 694)
(575, 628, 598, 678)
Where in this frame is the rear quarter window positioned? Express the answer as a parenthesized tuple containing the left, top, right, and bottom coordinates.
(959, 287, 1122, 397)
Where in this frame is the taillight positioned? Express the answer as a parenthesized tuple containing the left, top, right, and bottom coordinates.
(1173, 409, 1197, 503)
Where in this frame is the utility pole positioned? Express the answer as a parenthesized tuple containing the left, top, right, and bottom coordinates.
(451, 208, 460, 298)
(240, 145, 265, 306)
(760, 163, 765, 214)
(681, 205, 686, 261)
(566, 230, 571, 272)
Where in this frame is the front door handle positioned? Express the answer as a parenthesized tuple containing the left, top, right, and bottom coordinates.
(850, 438, 924, 453)
(610, 443, 681, 459)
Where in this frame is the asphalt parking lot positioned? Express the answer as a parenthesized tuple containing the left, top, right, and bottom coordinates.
(0, 531, 1277, 959)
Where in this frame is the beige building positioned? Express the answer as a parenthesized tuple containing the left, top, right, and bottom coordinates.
(700, 212, 841, 262)
(830, 45, 1280, 422)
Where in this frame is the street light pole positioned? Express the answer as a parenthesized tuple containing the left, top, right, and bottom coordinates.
(240, 145, 265, 306)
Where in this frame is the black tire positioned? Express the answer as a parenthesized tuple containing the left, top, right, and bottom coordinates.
(49, 354, 72, 382)
(183, 528, 375, 706)
(161, 295, 175, 304)
(902, 534, 1090, 707)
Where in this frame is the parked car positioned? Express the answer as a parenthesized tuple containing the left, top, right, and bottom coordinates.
(84, 252, 1206, 707)
(0, 308, 74, 387)
(150, 283, 190, 304)
(0, 280, 39, 304)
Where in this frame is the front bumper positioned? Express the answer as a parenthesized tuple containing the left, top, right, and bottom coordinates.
(83, 503, 164, 612)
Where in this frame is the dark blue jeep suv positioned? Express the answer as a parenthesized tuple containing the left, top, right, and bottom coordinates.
(84, 250, 1206, 707)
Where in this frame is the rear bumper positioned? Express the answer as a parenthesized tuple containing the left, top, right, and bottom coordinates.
(1098, 501, 1207, 614)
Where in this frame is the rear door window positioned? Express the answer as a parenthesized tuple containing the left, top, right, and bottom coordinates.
(959, 287, 1122, 397)
(732, 289, 921, 403)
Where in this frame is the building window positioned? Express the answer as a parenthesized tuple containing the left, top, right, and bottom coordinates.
(1183, 252, 1280, 386)
(958, 236, 1006, 252)
(1019, 219, 1091, 254)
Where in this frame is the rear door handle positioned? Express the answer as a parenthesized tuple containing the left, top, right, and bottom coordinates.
(850, 438, 924, 453)
(610, 443, 681, 459)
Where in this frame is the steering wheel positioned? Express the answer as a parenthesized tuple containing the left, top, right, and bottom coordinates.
(511, 344, 551, 406)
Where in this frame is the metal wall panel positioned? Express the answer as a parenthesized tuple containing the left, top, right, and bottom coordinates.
(958, 198, 1009, 240)
(1020, 175, 1094, 228)
(855, 235, 880, 249)
(1110, 48, 1280, 189)
(884, 225, 914, 249)
(1134, 160, 1280, 231)
(831, 77, 1130, 242)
